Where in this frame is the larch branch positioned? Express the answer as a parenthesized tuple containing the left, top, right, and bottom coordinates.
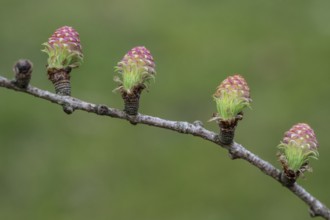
(0, 75, 329, 219)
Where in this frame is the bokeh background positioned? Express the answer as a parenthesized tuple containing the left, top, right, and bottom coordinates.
(1, 0, 330, 219)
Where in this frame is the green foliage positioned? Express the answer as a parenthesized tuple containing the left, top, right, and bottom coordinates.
(114, 63, 155, 94)
(42, 43, 83, 69)
(214, 93, 250, 120)
(278, 142, 319, 172)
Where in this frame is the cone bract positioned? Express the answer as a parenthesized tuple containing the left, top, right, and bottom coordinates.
(42, 26, 83, 69)
(115, 46, 155, 94)
(213, 75, 251, 120)
(278, 123, 319, 172)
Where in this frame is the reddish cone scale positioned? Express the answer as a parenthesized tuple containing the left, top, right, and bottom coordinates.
(48, 26, 82, 55)
(283, 123, 318, 150)
(117, 46, 155, 75)
(214, 74, 250, 101)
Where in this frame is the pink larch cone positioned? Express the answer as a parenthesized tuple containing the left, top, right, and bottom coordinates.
(115, 46, 156, 117)
(212, 74, 251, 145)
(278, 123, 319, 183)
(42, 26, 83, 96)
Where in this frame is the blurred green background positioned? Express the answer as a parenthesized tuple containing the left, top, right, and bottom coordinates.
(1, 0, 330, 219)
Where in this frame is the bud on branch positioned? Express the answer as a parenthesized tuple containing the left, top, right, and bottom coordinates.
(278, 123, 319, 182)
(42, 26, 83, 96)
(211, 74, 251, 145)
(114, 46, 156, 117)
